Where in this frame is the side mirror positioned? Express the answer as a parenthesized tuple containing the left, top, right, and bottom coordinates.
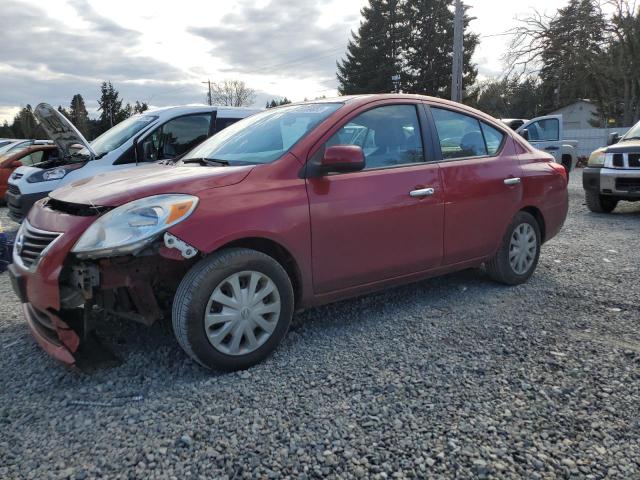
(318, 145, 365, 175)
(607, 132, 620, 146)
(140, 139, 157, 162)
(519, 128, 529, 141)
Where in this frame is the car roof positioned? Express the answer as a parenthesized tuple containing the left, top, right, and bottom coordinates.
(143, 105, 263, 119)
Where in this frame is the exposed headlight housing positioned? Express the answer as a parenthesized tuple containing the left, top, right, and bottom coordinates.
(588, 149, 606, 167)
(27, 163, 85, 183)
(71, 194, 199, 259)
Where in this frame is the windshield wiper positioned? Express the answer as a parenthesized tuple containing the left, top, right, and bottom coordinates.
(182, 157, 230, 166)
(621, 136, 640, 142)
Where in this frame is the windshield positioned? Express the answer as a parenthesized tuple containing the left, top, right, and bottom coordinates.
(622, 121, 640, 140)
(183, 103, 342, 164)
(79, 115, 157, 157)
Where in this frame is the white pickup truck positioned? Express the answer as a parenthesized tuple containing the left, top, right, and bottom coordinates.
(501, 115, 578, 175)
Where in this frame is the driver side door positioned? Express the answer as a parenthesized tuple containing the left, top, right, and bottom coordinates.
(518, 115, 563, 162)
(306, 102, 444, 294)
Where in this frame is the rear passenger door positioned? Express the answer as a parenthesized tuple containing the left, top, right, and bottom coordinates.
(427, 105, 523, 265)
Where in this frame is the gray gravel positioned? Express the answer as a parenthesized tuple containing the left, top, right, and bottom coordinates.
(1, 171, 639, 479)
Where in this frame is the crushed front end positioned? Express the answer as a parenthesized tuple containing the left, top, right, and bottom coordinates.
(8, 197, 197, 369)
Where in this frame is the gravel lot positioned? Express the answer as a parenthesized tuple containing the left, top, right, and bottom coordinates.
(0, 171, 639, 480)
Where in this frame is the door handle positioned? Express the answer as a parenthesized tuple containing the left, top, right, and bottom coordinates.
(410, 187, 435, 197)
(504, 177, 521, 186)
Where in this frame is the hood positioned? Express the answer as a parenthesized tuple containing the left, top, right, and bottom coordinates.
(605, 138, 640, 153)
(34, 103, 95, 158)
(49, 162, 254, 206)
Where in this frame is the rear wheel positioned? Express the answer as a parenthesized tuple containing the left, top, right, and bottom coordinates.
(585, 190, 618, 213)
(172, 248, 294, 371)
(486, 211, 541, 285)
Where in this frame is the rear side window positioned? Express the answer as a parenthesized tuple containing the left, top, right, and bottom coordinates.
(160, 114, 211, 158)
(431, 108, 487, 159)
(481, 123, 505, 156)
(326, 104, 425, 170)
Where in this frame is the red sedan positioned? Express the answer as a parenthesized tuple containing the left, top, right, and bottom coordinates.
(0, 145, 59, 200)
(8, 95, 568, 370)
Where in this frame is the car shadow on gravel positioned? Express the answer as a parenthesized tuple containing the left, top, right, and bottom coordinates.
(1, 266, 507, 389)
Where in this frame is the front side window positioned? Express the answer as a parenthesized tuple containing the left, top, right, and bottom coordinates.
(326, 104, 424, 169)
(184, 103, 342, 165)
(527, 118, 559, 141)
(159, 114, 211, 158)
(432, 108, 488, 159)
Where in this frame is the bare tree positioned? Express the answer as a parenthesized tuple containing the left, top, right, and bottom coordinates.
(211, 80, 256, 107)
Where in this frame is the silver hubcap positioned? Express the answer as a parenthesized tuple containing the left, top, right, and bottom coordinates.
(509, 223, 537, 275)
(204, 271, 281, 356)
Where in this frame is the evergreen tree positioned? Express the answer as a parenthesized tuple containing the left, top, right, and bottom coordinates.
(538, 0, 607, 112)
(403, 0, 478, 97)
(11, 105, 46, 139)
(266, 97, 292, 108)
(0, 120, 13, 138)
(133, 101, 149, 114)
(337, 0, 477, 98)
(337, 0, 406, 95)
(98, 81, 124, 130)
(68, 94, 91, 137)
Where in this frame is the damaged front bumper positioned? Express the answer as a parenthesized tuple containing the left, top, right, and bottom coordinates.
(11, 203, 196, 369)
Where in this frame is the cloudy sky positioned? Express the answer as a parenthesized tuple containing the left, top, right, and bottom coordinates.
(0, 0, 570, 123)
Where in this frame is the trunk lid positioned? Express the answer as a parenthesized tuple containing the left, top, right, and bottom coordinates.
(34, 103, 96, 159)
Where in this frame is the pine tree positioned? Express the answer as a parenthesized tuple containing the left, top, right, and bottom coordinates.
(403, 0, 478, 97)
(68, 94, 91, 137)
(337, 0, 406, 95)
(337, 0, 478, 98)
(133, 101, 149, 114)
(98, 81, 124, 130)
(539, 0, 607, 111)
(0, 120, 13, 138)
(11, 105, 45, 139)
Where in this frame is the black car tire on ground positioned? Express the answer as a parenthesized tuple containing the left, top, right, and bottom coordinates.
(486, 211, 542, 286)
(172, 248, 294, 371)
(585, 190, 618, 213)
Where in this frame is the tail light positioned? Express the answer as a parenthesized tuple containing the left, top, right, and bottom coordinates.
(549, 162, 568, 184)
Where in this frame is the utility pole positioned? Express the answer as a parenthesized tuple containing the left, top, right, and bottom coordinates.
(451, 0, 464, 103)
(202, 80, 212, 106)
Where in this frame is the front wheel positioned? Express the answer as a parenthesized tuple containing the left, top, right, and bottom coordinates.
(172, 248, 294, 371)
(585, 190, 618, 213)
(486, 211, 541, 285)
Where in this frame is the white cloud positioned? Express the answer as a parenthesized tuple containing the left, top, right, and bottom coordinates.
(1, 0, 577, 124)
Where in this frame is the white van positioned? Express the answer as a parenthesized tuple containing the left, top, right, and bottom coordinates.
(6, 103, 261, 222)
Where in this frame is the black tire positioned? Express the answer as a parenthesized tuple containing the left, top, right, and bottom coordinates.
(172, 248, 294, 371)
(486, 211, 541, 286)
(561, 155, 572, 180)
(585, 190, 618, 213)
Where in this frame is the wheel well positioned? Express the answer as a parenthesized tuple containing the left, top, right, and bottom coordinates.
(561, 154, 572, 169)
(218, 237, 303, 306)
(521, 206, 546, 242)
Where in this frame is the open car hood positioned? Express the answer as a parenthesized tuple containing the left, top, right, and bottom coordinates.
(34, 103, 95, 158)
(48, 162, 254, 207)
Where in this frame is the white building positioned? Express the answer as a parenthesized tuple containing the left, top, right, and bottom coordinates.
(548, 99, 602, 130)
